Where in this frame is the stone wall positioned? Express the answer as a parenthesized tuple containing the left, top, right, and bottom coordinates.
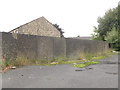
(0, 33, 2, 60)
(10, 17, 61, 37)
(66, 38, 109, 59)
(0, 32, 1, 90)
(53, 37, 66, 58)
(2, 33, 18, 60)
(37, 37, 54, 60)
(1, 32, 109, 61)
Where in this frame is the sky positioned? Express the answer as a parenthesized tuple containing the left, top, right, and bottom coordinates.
(0, 0, 119, 37)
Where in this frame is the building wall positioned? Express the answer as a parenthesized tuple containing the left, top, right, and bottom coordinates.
(1, 32, 109, 61)
(10, 17, 61, 37)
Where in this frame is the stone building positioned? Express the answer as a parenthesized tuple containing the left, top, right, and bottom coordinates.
(9, 16, 61, 37)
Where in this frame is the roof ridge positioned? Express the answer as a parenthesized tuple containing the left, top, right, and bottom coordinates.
(9, 16, 60, 33)
(9, 16, 44, 32)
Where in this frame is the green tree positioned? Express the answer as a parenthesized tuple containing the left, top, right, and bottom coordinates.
(77, 35, 80, 37)
(92, 6, 119, 40)
(91, 26, 99, 40)
(91, 5, 120, 50)
(53, 24, 64, 37)
(98, 7, 118, 40)
(105, 26, 120, 50)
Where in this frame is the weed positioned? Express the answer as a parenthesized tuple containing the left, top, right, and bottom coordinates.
(50, 61, 59, 65)
(85, 61, 99, 65)
(92, 56, 105, 60)
(84, 53, 93, 60)
(1, 49, 115, 73)
(73, 63, 86, 68)
(72, 61, 99, 68)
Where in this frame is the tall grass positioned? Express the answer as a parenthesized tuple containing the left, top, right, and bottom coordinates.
(77, 49, 114, 61)
(1, 49, 115, 73)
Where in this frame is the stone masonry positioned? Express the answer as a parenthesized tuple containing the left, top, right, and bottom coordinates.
(9, 17, 61, 37)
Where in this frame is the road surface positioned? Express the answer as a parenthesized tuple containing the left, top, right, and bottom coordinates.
(2, 53, 119, 88)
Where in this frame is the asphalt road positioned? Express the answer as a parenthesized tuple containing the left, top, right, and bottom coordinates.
(2, 53, 119, 88)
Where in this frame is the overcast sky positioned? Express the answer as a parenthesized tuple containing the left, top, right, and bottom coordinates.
(0, 0, 119, 37)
